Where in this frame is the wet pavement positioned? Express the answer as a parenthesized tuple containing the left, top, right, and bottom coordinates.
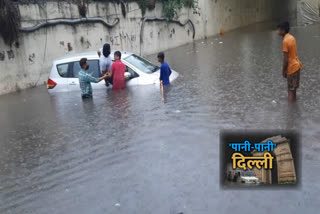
(1, 22, 320, 214)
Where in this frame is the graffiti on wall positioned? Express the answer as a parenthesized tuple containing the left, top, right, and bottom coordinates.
(106, 32, 137, 50)
(0, 50, 15, 61)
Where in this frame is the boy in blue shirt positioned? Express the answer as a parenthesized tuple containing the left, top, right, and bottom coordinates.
(157, 52, 172, 86)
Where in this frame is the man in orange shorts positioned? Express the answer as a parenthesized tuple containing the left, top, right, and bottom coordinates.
(277, 21, 303, 103)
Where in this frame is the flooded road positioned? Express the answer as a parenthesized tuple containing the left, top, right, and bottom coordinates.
(1, 22, 320, 214)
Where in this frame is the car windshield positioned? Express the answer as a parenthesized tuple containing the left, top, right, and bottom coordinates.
(241, 171, 255, 176)
(124, 54, 159, 74)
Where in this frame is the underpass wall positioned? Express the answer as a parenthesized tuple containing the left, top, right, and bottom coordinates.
(0, 0, 296, 95)
(272, 0, 298, 21)
(297, 0, 320, 25)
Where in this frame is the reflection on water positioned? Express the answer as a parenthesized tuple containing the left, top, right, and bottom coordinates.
(0, 22, 320, 214)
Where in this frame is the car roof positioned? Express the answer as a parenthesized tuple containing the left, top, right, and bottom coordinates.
(53, 51, 133, 64)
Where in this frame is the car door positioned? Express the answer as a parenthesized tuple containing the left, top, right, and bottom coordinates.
(109, 60, 140, 86)
(134, 71, 156, 85)
(69, 60, 104, 91)
(55, 62, 72, 92)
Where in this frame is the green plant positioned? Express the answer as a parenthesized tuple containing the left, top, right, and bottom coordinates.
(162, 0, 195, 20)
(16, 0, 196, 18)
(94, 0, 196, 19)
(136, 0, 147, 15)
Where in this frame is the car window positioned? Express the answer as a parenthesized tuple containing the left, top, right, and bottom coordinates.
(124, 54, 159, 74)
(57, 63, 70, 77)
(73, 60, 101, 78)
(241, 171, 255, 176)
(126, 66, 139, 79)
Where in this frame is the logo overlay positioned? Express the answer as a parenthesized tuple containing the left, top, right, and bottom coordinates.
(220, 131, 299, 188)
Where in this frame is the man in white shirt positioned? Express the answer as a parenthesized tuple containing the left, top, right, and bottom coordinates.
(98, 43, 113, 86)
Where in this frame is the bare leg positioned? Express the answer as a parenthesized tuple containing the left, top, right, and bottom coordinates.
(104, 79, 109, 87)
(292, 89, 297, 102)
(160, 81, 164, 103)
(288, 90, 296, 103)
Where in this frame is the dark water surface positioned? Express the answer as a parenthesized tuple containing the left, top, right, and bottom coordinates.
(1, 23, 320, 214)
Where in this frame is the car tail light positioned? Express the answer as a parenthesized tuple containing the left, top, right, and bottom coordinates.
(47, 79, 57, 89)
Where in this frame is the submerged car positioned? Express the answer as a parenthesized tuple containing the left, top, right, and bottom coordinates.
(47, 51, 179, 93)
(240, 171, 260, 184)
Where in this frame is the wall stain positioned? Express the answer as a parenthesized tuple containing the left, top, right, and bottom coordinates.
(0, 52, 5, 61)
(67, 42, 73, 51)
(29, 53, 35, 63)
(7, 50, 14, 60)
(113, 36, 120, 46)
(86, 40, 91, 49)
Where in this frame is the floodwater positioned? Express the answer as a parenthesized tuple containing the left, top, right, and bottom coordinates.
(1, 22, 320, 214)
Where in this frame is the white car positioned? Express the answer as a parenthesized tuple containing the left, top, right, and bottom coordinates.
(240, 171, 260, 184)
(47, 51, 179, 93)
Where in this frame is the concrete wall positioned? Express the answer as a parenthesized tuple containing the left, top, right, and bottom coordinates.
(272, 0, 298, 21)
(0, 0, 297, 95)
(297, 0, 320, 25)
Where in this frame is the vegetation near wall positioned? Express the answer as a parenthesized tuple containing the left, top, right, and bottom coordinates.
(90, 0, 196, 19)
(0, 0, 196, 46)
(14, 0, 196, 18)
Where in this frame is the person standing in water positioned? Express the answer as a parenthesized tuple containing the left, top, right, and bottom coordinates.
(109, 51, 126, 90)
(277, 21, 302, 103)
(98, 43, 113, 87)
(78, 58, 108, 99)
(157, 52, 172, 86)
